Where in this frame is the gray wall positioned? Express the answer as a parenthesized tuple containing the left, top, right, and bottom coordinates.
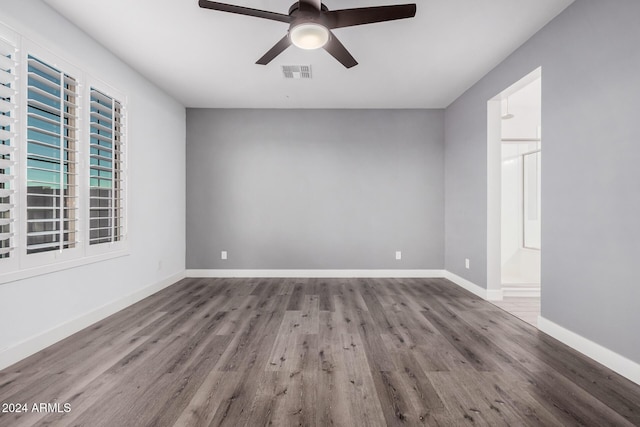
(445, 0, 640, 363)
(187, 109, 444, 270)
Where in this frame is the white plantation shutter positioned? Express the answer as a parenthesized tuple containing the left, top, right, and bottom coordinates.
(0, 37, 17, 259)
(0, 26, 130, 282)
(89, 88, 124, 245)
(26, 55, 79, 254)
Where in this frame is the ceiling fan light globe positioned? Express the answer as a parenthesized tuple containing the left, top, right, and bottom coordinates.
(290, 23, 329, 50)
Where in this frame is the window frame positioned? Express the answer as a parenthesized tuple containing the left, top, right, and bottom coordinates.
(84, 78, 128, 257)
(0, 26, 19, 274)
(0, 27, 129, 285)
(20, 47, 83, 268)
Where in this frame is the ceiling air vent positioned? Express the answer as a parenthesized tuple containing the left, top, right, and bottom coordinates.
(282, 65, 312, 79)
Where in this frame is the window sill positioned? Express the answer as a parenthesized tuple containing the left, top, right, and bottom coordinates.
(0, 249, 130, 285)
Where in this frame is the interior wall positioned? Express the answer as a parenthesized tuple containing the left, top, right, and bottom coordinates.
(501, 143, 540, 284)
(445, 0, 640, 363)
(186, 109, 444, 270)
(501, 80, 541, 285)
(0, 1, 186, 365)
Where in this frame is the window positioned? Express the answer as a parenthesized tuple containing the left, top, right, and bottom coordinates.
(0, 25, 128, 283)
(0, 36, 17, 261)
(89, 88, 125, 245)
(26, 56, 79, 254)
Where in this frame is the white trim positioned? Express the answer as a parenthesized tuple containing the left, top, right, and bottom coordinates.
(0, 271, 185, 371)
(0, 22, 130, 285)
(0, 25, 19, 273)
(85, 79, 128, 257)
(486, 97, 502, 295)
(186, 269, 446, 278)
(18, 46, 85, 270)
(0, 249, 129, 285)
(443, 270, 504, 301)
(538, 316, 640, 386)
(502, 286, 541, 297)
(487, 67, 543, 301)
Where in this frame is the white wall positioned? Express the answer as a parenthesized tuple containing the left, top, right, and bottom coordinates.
(0, 1, 186, 369)
(500, 79, 541, 285)
(501, 143, 540, 284)
(501, 78, 542, 140)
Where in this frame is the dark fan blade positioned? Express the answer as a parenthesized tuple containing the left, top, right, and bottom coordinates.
(323, 4, 416, 29)
(198, 0, 291, 23)
(256, 35, 292, 65)
(323, 32, 358, 68)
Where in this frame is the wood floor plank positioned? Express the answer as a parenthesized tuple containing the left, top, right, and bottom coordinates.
(1, 278, 639, 427)
(428, 371, 518, 426)
(369, 369, 417, 425)
(532, 333, 640, 424)
(243, 371, 293, 426)
(173, 370, 241, 427)
(315, 279, 335, 312)
(521, 366, 637, 426)
(376, 339, 447, 425)
(286, 280, 306, 311)
(266, 313, 299, 372)
(315, 311, 358, 426)
(419, 307, 502, 372)
(482, 371, 565, 427)
(211, 295, 257, 336)
(207, 295, 290, 426)
(253, 336, 319, 426)
(336, 332, 387, 427)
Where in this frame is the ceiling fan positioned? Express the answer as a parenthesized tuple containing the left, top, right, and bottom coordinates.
(198, 0, 417, 68)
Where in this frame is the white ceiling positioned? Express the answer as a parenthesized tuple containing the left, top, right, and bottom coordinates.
(42, 0, 573, 109)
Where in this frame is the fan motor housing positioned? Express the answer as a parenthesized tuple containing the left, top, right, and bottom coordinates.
(288, 2, 330, 28)
(288, 2, 329, 15)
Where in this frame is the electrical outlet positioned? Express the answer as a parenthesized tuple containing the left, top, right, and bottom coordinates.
(465, 258, 470, 269)
(395, 251, 402, 260)
(221, 251, 227, 260)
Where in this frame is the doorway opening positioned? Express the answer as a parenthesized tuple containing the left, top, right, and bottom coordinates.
(487, 68, 541, 327)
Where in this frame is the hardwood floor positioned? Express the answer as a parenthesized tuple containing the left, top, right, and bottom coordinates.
(1, 278, 639, 426)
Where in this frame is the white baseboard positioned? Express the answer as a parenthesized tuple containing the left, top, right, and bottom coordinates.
(538, 316, 640, 386)
(0, 271, 186, 371)
(502, 286, 541, 298)
(443, 271, 503, 301)
(502, 282, 540, 298)
(186, 269, 446, 278)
